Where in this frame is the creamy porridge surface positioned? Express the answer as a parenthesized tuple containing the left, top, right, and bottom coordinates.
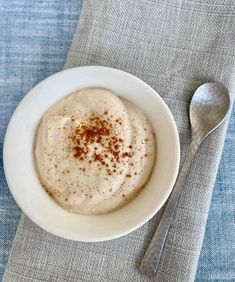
(35, 88, 156, 214)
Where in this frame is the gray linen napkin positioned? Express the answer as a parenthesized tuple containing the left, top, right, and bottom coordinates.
(4, 0, 235, 281)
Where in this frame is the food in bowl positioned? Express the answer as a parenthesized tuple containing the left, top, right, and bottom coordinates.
(35, 88, 156, 215)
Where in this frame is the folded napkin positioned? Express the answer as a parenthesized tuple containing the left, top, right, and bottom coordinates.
(3, 0, 235, 281)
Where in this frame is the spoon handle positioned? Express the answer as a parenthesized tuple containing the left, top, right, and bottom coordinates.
(139, 140, 199, 275)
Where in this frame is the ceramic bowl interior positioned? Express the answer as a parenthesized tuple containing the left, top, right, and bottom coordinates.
(3, 66, 180, 241)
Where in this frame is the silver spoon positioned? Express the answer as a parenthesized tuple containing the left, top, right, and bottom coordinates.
(139, 82, 230, 275)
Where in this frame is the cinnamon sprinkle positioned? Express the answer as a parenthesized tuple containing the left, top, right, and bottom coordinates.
(69, 112, 133, 175)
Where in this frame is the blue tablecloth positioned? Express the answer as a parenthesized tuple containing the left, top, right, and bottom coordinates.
(0, 1, 234, 281)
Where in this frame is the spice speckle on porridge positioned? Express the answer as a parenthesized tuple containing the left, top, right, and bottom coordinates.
(35, 88, 156, 214)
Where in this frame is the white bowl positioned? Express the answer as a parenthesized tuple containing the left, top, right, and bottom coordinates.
(3, 66, 180, 242)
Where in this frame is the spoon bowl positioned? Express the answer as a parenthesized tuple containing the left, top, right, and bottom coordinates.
(190, 82, 230, 141)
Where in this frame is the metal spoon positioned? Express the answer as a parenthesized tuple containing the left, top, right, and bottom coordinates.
(139, 82, 230, 275)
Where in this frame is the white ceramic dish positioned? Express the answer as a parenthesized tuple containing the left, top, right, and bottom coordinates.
(3, 66, 180, 242)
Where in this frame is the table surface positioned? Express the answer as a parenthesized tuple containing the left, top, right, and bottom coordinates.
(0, 1, 234, 281)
